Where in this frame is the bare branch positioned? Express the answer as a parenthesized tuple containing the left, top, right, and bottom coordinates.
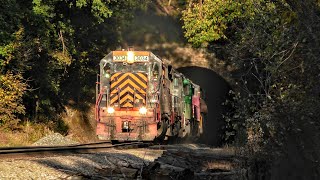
(276, 42, 299, 69)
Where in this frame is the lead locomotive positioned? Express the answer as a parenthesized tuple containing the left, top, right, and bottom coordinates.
(95, 50, 207, 142)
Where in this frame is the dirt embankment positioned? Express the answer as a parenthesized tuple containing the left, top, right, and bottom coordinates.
(61, 105, 97, 143)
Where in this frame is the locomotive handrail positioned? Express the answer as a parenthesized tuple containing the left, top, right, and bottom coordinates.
(117, 88, 121, 107)
(95, 92, 103, 121)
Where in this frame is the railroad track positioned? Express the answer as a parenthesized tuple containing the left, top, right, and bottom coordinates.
(0, 143, 246, 179)
(0, 141, 152, 159)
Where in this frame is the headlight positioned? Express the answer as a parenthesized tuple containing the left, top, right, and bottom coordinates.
(139, 107, 147, 114)
(107, 107, 115, 114)
(127, 51, 134, 63)
(105, 73, 110, 78)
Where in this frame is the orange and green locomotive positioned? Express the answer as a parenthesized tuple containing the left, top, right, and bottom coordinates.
(95, 50, 207, 141)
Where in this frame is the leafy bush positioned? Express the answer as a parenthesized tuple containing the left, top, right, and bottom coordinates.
(0, 73, 26, 129)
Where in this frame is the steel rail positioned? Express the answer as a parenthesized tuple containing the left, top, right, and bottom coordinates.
(0, 140, 114, 151)
(0, 142, 152, 159)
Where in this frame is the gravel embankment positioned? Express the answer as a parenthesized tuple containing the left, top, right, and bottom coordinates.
(0, 134, 245, 179)
(33, 133, 78, 146)
(0, 148, 164, 179)
(1, 133, 164, 179)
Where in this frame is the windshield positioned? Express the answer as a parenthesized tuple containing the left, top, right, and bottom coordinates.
(113, 62, 147, 73)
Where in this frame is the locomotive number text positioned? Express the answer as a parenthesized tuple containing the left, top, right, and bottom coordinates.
(135, 55, 149, 61)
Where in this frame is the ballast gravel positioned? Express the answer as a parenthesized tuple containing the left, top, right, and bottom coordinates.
(33, 133, 78, 146)
(1, 133, 164, 179)
(0, 148, 164, 179)
(1, 134, 242, 179)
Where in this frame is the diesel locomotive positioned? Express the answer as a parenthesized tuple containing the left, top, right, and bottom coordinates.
(95, 50, 207, 142)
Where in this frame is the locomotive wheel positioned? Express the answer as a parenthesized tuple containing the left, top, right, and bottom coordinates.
(193, 120, 200, 137)
(167, 122, 181, 144)
(155, 120, 168, 143)
(183, 119, 199, 142)
(192, 119, 201, 136)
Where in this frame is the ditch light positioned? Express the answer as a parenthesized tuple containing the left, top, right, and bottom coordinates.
(107, 107, 115, 114)
(139, 107, 147, 115)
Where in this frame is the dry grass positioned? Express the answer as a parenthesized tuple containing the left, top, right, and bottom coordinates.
(0, 123, 53, 147)
(0, 105, 98, 147)
(0, 132, 9, 145)
(62, 105, 98, 143)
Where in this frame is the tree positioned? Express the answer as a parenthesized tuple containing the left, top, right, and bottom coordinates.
(181, 0, 269, 47)
(182, 0, 320, 178)
(0, 1, 27, 127)
(0, 73, 26, 128)
(0, 0, 150, 126)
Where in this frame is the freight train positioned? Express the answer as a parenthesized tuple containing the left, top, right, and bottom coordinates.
(95, 50, 207, 142)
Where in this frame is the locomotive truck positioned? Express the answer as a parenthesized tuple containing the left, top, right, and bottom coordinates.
(95, 50, 207, 142)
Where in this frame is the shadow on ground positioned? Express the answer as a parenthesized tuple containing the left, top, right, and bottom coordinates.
(34, 145, 241, 179)
(34, 152, 148, 179)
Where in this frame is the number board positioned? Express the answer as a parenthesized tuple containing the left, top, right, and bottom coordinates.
(112, 51, 150, 63)
(113, 55, 127, 62)
(135, 55, 149, 62)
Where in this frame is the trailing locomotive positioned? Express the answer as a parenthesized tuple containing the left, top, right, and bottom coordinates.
(95, 50, 207, 142)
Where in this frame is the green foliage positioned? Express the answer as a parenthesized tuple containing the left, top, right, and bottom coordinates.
(0, 43, 15, 68)
(182, 0, 239, 46)
(0, 0, 22, 45)
(91, 0, 112, 20)
(51, 51, 72, 66)
(33, 0, 113, 21)
(0, 26, 28, 128)
(182, 0, 280, 47)
(32, 0, 55, 18)
(0, 28, 25, 71)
